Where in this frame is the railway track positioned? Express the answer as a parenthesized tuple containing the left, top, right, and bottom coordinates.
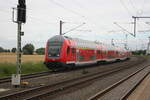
(0, 56, 146, 100)
(0, 59, 129, 84)
(0, 71, 52, 84)
(0, 58, 134, 84)
(88, 65, 150, 100)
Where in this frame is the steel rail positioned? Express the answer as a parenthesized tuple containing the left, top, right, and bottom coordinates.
(120, 71, 150, 100)
(88, 65, 150, 100)
(21, 58, 145, 99)
(0, 71, 52, 84)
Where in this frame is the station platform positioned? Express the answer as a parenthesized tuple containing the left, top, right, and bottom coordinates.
(128, 73, 150, 100)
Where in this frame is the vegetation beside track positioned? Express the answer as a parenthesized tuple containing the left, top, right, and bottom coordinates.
(0, 62, 49, 77)
(0, 54, 44, 63)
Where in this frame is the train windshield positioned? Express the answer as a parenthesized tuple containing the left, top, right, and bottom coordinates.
(48, 42, 62, 58)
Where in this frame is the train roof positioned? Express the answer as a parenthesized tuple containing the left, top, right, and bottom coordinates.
(48, 35, 127, 51)
(48, 35, 65, 43)
(65, 35, 98, 49)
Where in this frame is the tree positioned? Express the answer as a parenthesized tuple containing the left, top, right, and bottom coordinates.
(36, 48, 45, 55)
(22, 43, 34, 55)
(132, 50, 146, 55)
(11, 48, 16, 53)
(5, 49, 10, 52)
(0, 47, 4, 52)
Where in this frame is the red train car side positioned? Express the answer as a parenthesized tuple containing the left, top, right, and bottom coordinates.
(44, 35, 131, 70)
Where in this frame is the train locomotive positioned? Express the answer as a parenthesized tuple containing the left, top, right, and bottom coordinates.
(44, 35, 131, 70)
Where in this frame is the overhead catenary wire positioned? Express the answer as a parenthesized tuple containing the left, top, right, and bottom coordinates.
(140, 0, 147, 14)
(45, 0, 97, 36)
(129, 0, 138, 15)
(113, 22, 135, 37)
(0, 6, 61, 25)
(7, 0, 86, 24)
(48, 0, 85, 18)
(2, 0, 149, 51)
(1, 1, 91, 37)
(0, 8, 11, 14)
(12, 7, 60, 25)
(119, 0, 133, 16)
(62, 22, 86, 35)
(75, 0, 128, 35)
(67, 0, 110, 34)
(129, 0, 146, 16)
(137, 22, 149, 34)
(71, 0, 86, 10)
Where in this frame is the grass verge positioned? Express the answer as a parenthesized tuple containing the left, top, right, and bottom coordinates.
(0, 62, 49, 78)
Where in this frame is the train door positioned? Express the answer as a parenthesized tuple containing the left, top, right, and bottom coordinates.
(102, 50, 107, 60)
(101, 46, 107, 60)
(67, 46, 76, 62)
(72, 48, 76, 62)
(96, 50, 102, 60)
(76, 49, 79, 62)
(67, 46, 72, 61)
(94, 50, 96, 60)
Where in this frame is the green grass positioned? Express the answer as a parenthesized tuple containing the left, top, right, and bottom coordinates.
(133, 55, 150, 57)
(0, 62, 49, 78)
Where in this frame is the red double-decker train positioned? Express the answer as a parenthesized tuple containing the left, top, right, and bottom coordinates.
(44, 35, 131, 70)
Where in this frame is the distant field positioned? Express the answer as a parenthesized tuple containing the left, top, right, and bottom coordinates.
(0, 53, 44, 63)
(0, 53, 48, 77)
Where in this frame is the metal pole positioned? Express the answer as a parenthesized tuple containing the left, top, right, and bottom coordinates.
(12, 0, 26, 86)
(132, 16, 150, 37)
(11, 21, 22, 86)
(125, 34, 128, 49)
(17, 22, 22, 75)
(111, 39, 115, 46)
(133, 17, 136, 37)
(134, 16, 150, 18)
(146, 37, 150, 55)
(60, 20, 62, 35)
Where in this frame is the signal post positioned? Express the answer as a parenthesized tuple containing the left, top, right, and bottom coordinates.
(12, 0, 26, 86)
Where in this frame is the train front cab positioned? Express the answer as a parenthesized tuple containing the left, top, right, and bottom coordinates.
(44, 35, 77, 70)
(44, 36, 67, 70)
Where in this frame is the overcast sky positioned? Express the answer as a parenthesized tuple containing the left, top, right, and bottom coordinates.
(0, 0, 150, 50)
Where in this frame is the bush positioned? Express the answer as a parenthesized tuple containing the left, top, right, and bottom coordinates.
(0, 47, 4, 52)
(11, 48, 16, 53)
(23, 43, 35, 55)
(36, 48, 45, 55)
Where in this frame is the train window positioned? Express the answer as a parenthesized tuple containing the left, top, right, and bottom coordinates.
(90, 55, 96, 60)
(48, 42, 62, 57)
(103, 51, 107, 54)
(67, 47, 70, 54)
(79, 55, 84, 61)
(97, 50, 101, 54)
(72, 48, 76, 53)
(116, 51, 118, 54)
